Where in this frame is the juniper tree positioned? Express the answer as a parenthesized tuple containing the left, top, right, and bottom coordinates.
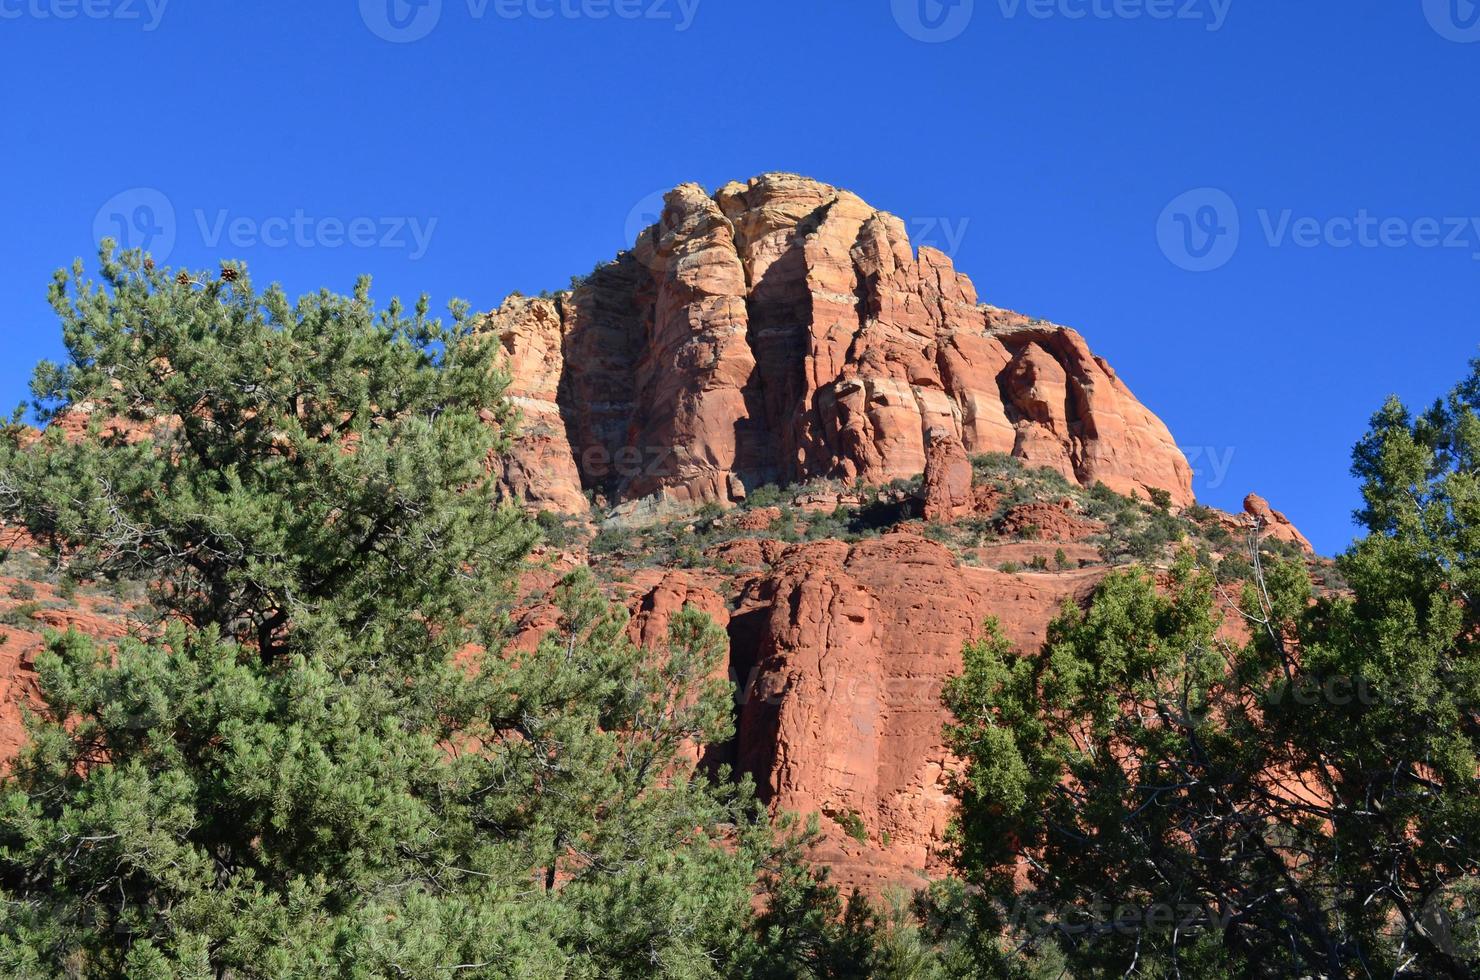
(940, 359, 1480, 978)
(0, 246, 842, 978)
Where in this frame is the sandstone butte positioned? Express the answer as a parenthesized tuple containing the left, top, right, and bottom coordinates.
(0, 173, 1316, 894)
(487, 172, 1195, 520)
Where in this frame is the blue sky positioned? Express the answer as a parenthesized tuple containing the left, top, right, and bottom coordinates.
(2, 0, 1477, 555)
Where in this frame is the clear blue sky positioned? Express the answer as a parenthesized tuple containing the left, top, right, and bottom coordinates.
(2, 0, 1477, 556)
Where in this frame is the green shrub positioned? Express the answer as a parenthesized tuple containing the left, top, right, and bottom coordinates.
(971, 452, 1024, 482)
(923, 522, 953, 543)
(1, 601, 41, 626)
(535, 509, 584, 549)
(745, 484, 783, 509)
(832, 809, 869, 844)
(590, 526, 631, 555)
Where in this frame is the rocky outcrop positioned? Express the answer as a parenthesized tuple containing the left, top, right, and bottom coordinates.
(485, 296, 589, 515)
(922, 427, 974, 522)
(724, 533, 1106, 890)
(484, 174, 1194, 520)
(1244, 493, 1314, 553)
(0, 174, 1319, 899)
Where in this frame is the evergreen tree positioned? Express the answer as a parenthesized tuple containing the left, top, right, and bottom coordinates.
(941, 360, 1480, 977)
(0, 246, 837, 978)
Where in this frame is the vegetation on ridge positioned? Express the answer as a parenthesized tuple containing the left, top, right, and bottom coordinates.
(0, 248, 887, 978)
(0, 246, 1476, 977)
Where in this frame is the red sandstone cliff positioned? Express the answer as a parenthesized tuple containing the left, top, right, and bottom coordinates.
(487, 173, 1194, 520)
(0, 174, 1318, 897)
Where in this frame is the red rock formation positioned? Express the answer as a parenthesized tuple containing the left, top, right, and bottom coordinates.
(1244, 493, 1314, 553)
(484, 295, 589, 515)
(726, 533, 1107, 890)
(484, 174, 1194, 519)
(0, 173, 1322, 900)
(922, 427, 974, 522)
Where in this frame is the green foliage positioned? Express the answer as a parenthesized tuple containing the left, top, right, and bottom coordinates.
(3, 246, 536, 661)
(941, 357, 1480, 977)
(0, 247, 851, 977)
(1, 602, 41, 627)
(832, 809, 869, 844)
(768, 507, 801, 543)
(534, 508, 583, 549)
(971, 454, 1074, 519)
(589, 524, 632, 556)
(970, 452, 1025, 483)
(5, 582, 35, 602)
(744, 483, 784, 510)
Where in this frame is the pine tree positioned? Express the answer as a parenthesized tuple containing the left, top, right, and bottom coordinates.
(940, 359, 1480, 977)
(0, 246, 839, 978)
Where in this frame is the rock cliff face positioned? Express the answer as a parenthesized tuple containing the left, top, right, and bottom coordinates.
(485, 173, 1194, 519)
(723, 534, 1107, 889)
(0, 174, 1318, 897)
